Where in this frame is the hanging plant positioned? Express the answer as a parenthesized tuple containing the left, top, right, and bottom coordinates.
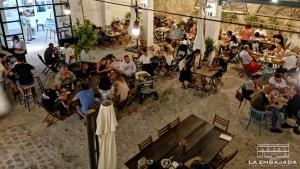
(125, 12, 131, 21)
(267, 17, 279, 29)
(244, 15, 259, 26)
(73, 18, 98, 61)
(222, 12, 238, 22)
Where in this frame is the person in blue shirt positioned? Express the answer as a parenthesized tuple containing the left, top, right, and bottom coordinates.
(72, 81, 95, 117)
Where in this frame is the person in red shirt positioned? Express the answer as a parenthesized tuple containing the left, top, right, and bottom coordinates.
(239, 25, 253, 47)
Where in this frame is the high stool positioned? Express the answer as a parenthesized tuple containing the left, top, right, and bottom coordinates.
(22, 84, 39, 112)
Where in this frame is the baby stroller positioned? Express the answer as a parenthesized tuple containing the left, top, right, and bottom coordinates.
(135, 71, 159, 103)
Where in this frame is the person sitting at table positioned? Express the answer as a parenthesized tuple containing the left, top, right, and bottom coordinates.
(229, 35, 238, 49)
(11, 57, 34, 97)
(179, 34, 191, 46)
(276, 50, 298, 74)
(176, 24, 186, 40)
(227, 46, 239, 63)
(119, 55, 136, 78)
(272, 44, 284, 59)
(72, 81, 95, 118)
(44, 43, 59, 72)
(189, 24, 197, 38)
(96, 57, 109, 76)
(54, 65, 76, 89)
(111, 72, 130, 108)
(268, 72, 287, 90)
(186, 17, 195, 32)
(240, 45, 262, 74)
(98, 75, 114, 101)
(0, 54, 9, 87)
(254, 25, 267, 38)
(224, 31, 233, 43)
(10, 35, 27, 62)
(241, 74, 261, 100)
(285, 87, 300, 132)
(63, 43, 75, 64)
(251, 85, 292, 133)
(239, 25, 253, 46)
(106, 54, 120, 71)
(272, 30, 284, 47)
(139, 48, 154, 76)
(179, 49, 200, 89)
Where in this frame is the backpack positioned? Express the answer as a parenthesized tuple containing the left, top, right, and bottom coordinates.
(42, 89, 58, 112)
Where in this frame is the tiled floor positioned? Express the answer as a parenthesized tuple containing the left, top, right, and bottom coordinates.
(1, 45, 299, 169)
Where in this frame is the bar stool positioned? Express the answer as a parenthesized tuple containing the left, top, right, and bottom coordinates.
(22, 84, 39, 112)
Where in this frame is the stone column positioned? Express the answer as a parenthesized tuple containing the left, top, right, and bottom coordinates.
(141, 0, 154, 47)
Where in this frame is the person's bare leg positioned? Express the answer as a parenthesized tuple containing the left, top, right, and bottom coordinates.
(17, 87, 24, 96)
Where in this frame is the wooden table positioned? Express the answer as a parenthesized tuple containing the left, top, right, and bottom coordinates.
(192, 67, 219, 78)
(0, 49, 13, 58)
(125, 115, 233, 169)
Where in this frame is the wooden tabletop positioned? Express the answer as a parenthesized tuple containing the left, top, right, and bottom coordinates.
(192, 67, 218, 78)
(0, 49, 13, 58)
(125, 114, 232, 169)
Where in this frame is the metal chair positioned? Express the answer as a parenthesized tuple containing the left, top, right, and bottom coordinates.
(138, 136, 153, 151)
(246, 106, 271, 136)
(169, 117, 180, 128)
(157, 124, 170, 138)
(38, 54, 52, 74)
(213, 114, 230, 131)
(22, 83, 39, 112)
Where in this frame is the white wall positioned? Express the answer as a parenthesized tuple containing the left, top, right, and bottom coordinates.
(70, 0, 131, 27)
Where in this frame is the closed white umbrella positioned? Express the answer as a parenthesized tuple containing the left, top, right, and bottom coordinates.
(193, 8, 205, 66)
(96, 100, 117, 169)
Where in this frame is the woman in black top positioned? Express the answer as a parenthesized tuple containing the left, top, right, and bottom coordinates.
(179, 49, 200, 89)
(96, 57, 108, 77)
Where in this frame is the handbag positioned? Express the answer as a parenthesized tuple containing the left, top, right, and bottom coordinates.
(235, 87, 244, 102)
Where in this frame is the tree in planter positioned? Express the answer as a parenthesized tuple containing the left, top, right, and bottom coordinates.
(204, 37, 215, 60)
(73, 18, 98, 61)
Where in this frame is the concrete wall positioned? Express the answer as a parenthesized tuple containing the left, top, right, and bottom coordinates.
(70, 0, 131, 27)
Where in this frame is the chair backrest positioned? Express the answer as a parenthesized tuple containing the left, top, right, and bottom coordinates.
(157, 124, 170, 137)
(37, 54, 48, 66)
(250, 106, 266, 122)
(169, 117, 180, 128)
(39, 101, 64, 120)
(213, 114, 230, 131)
(138, 135, 153, 151)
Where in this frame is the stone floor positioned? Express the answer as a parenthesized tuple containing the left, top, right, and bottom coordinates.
(0, 45, 299, 169)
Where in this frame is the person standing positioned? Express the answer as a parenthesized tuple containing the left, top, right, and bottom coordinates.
(11, 35, 27, 62)
(20, 12, 33, 41)
(239, 25, 253, 47)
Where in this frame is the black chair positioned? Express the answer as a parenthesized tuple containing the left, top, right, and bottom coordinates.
(35, 19, 44, 31)
(38, 54, 51, 74)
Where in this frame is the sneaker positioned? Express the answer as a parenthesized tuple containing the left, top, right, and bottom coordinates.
(270, 128, 283, 133)
(281, 123, 293, 128)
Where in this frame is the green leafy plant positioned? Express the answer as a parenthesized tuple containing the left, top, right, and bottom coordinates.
(204, 37, 215, 59)
(222, 12, 239, 22)
(244, 15, 259, 25)
(125, 12, 131, 20)
(267, 17, 279, 28)
(73, 18, 98, 60)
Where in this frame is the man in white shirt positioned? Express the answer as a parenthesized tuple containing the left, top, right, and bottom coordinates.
(12, 35, 27, 62)
(139, 48, 153, 76)
(119, 55, 136, 77)
(254, 25, 267, 38)
(240, 45, 261, 74)
(269, 73, 287, 89)
(63, 43, 75, 64)
(281, 50, 297, 72)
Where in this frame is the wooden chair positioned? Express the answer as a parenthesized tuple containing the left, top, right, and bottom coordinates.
(38, 54, 52, 74)
(209, 150, 238, 169)
(40, 102, 65, 127)
(157, 124, 170, 138)
(138, 136, 153, 151)
(213, 114, 230, 131)
(169, 117, 180, 128)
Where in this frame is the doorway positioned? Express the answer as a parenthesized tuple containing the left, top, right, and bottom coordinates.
(0, 0, 72, 53)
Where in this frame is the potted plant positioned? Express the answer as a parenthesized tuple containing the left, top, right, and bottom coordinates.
(73, 18, 98, 62)
(204, 37, 215, 60)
